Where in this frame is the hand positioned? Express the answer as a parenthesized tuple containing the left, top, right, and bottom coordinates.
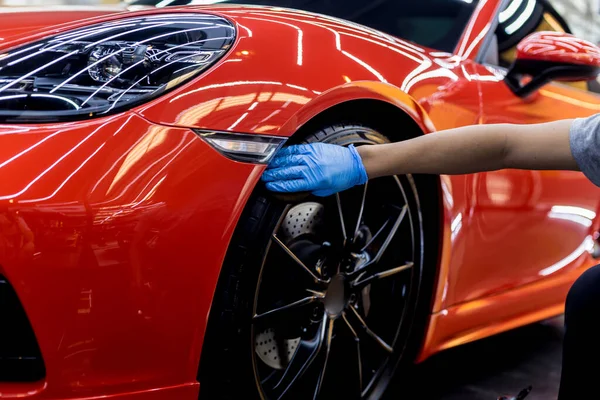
(262, 143, 368, 197)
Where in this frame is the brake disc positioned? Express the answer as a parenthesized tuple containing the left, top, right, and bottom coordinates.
(255, 328, 301, 370)
(280, 202, 324, 241)
(255, 203, 325, 369)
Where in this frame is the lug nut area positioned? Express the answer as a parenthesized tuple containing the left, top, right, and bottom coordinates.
(323, 274, 348, 318)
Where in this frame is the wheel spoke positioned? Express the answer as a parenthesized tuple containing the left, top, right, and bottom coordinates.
(272, 234, 329, 284)
(261, 369, 278, 385)
(352, 204, 407, 279)
(254, 294, 323, 321)
(349, 305, 393, 354)
(313, 317, 334, 399)
(351, 262, 414, 289)
(370, 204, 407, 265)
(360, 218, 389, 252)
(342, 312, 363, 393)
(353, 182, 368, 239)
(336, 192, 347, 245)
(269, 314, 328, 400)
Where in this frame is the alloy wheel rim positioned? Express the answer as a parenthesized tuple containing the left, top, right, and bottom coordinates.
(251, 163, 422, 400)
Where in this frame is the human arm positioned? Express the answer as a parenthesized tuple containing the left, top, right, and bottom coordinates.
(262, 118, 586, 196)
(358, 119, 578, 179)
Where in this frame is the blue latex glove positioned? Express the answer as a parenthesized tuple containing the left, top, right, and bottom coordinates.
(262, 143, 368, 197)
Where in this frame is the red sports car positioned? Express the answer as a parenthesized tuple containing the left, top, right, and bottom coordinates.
(1, 0, 600, 399)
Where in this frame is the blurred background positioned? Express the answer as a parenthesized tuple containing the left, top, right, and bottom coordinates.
(552, 0, 600, 43)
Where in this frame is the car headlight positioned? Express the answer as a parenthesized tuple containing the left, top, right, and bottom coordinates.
(0, 13, 235, 123)
(196, 130, 286, 164)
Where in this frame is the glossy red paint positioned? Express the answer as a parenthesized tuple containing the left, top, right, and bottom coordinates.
(517, 31, 600, 67)
(0, 9, 116, 43)
(1, 1, 600, 398)
(136, 6, 449, 135)
(0, 9, 122, 47)
(0, 113, 261, 398)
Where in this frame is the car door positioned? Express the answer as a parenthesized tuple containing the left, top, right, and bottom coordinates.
(451, 0, 600, 304)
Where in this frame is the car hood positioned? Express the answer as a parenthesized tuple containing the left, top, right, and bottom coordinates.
(0, 4, 473, 136)
(0, 6, 125, 46)
(0, 4, 430, 55)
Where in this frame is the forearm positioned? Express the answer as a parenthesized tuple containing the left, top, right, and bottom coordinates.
(357, 120, 579, 179)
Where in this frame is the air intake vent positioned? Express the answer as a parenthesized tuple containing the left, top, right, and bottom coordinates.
(0, 275, 45, 382)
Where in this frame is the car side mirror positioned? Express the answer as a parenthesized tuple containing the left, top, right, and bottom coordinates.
(505, 31, 600, 97)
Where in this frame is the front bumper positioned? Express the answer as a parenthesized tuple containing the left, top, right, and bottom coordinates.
(0, 113, 262, 399)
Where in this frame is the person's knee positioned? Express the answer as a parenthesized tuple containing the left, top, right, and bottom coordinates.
(566, 264, 600, 322)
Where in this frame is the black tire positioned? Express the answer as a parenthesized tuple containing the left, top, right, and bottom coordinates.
(199, 125, 439, 400)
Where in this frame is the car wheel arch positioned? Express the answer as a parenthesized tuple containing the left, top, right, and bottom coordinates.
(278, 84, 445, 253)
(278, 81, 437, 140)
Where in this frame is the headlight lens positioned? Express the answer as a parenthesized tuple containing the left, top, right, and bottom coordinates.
(0, 13, 235, 122)
(196, 130, 286, 164)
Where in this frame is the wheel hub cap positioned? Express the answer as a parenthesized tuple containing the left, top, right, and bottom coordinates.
(324, 274, 347, 318)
